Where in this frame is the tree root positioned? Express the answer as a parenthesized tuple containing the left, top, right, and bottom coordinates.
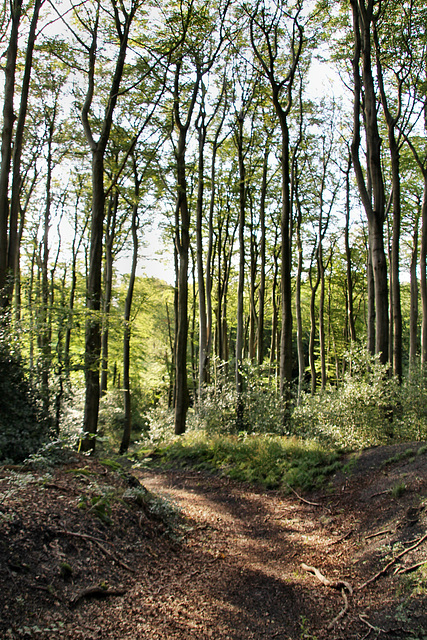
(70, 585, 127, 608)
(56, 529, 135, 573)
(301, 563, 353, 630)
(359, 533, 427, 590)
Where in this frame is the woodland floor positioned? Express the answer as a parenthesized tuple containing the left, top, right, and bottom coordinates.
(0, 441, 427, 640)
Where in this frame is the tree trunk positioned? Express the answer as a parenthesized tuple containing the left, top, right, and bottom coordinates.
(344, 153, 356, 342)
(80, 0, 137, 452)
(309, 250, 320, 396)
(6, 0, 44, 309)
(0, 0, 22, 304)
(350, 0, 388, 364)
(409, 211, 419, 370)
(82, 148, 105, 451)
(235, 112, 246, 429)
(295, 195, 304, 402)
(257, 146, 268, 366)
(421, 174, 427, 369)
(100, 190, 118, 396)
(120, 182, 138, 454)
(196, 107, 208, 399)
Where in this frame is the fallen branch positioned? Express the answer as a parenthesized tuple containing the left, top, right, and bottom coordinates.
(359, 533, 427, 590)
(70, 585, 126, 608)
(328, 589, 349, 630)
(359, 614, 385, 635)
(369, 490, 389, 499)
(395, 560, 426, 575)
(286, 485, 322, 507)
(365, 529, 394, 540)
(301, 563, 353, 594)
(330, 530, 353, 545)
(301, 563, 353, 630)
(56, 530, 135, 573)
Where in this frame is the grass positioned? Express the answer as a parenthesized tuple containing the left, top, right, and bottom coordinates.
(137, 432, 343, 492)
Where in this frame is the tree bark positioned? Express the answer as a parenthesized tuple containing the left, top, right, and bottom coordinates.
(173, 61, 200, 435)
(235, 111, 246, 428)
(257, 145, 268, 366)
(0, 0, 22, 304)
(80, 0, 137, 452)
(409, 209, 419, 370)
(350, 0, 388, 364)
(6, 0, 44, 308)
(120, 174, 139, 454)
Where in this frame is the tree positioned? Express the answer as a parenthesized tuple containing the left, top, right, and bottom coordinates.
(0, 0, 44, 308)
(350, 0, 389, 364)
(76, 0, 139, 452)
(249, 0, 304, 413)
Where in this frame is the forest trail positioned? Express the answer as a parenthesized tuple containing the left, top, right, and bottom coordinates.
(0, 443, 426, 639)
(137, 443, 427, 639)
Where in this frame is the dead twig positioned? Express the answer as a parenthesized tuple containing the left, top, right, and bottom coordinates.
(328, 588, 349, 630)
(359, 614, 386, 635)
(365, 529, 394, 540)
(395, 560, 426, 575)
(359, 533, 427, 590)
(286, 485, 322, 507)
(369, 490, 389, 499)
(330, 530, 353, 545)
(56, 529, 135, 573)
(70, 585, 127, 608)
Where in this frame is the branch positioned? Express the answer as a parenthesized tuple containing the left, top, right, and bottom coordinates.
(359, 533, 427, 590)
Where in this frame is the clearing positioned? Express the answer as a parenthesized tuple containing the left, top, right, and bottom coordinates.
(0, 441, 426, 639)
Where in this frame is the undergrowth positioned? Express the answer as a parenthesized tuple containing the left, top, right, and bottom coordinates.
(136, 432, 342, 492)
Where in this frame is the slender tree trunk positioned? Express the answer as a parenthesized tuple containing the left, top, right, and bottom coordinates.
(196, 108, 208, 399)
(269, 238, 279, 381)
(344, 154, 356, 342)
(374, 22, 403, 379)
(39, 122, 53, 414)
(248, 194, 257, 363)
(257, 146, 268, 366)
(82, 148, 105, 451)
(309, 250, 320, 396)
(0, 0, 22, 303)
(100, 190, 118, 395)
(421, 174, 427, 369)
(409, 212, 419, 371)
(120, 191, 138, 454)
(366, 241, 375, 355)
(295, 197, 304, 401)
(80, 0, 137, 451)
(351, 0, 388, 364)
(235, 112, 246, 428)
(318, 243, 327, 389)
(6, 0, 44, 307)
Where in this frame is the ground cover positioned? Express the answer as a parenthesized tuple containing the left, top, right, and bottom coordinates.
(0, 441, 426, 639)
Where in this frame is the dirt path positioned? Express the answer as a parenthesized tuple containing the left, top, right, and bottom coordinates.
(138, 448, 427, 640)
(0, 443, 426, 639)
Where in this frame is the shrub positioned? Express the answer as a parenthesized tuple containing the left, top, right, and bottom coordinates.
(192, 365, 284, 436)
(0, 333, 51, 463)
(291, 350, 401, 449)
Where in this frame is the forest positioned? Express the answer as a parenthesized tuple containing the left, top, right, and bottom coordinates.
(1, 0, 427, 463)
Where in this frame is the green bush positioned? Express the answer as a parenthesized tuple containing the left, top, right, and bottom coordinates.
(291, 350, 410, 449)
(0, 335, 51, 463)
(192, 366, 284, 436)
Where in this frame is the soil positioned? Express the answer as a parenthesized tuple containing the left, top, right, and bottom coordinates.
(0, 441, 426, 640)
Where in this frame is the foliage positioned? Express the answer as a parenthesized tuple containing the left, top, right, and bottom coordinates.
(141, 431, 341, 492)
(0, 329, 51, 463)
(291, 350, 408, 449)
(192, 365, 284, 436)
